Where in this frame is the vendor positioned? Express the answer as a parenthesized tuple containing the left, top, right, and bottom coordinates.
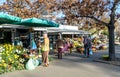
(66, 38, 73, 54)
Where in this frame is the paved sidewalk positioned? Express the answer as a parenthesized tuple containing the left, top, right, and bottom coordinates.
(0, 52, 120, 77)
(0, 45, 120, 77)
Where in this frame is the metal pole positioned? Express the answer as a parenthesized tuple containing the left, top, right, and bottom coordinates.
(72, 34, 74, 39)
(59, 33, 62, 39)
(11, 29, 15, 46)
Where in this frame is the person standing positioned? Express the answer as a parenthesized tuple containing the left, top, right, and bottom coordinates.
(66, 38, 73, 54)
(56, 36, 64, 59)
(41, 32, 50, 67)
(83, 36, 92, 58)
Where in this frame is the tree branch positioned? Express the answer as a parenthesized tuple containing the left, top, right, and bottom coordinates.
(76, 15, 109, 26)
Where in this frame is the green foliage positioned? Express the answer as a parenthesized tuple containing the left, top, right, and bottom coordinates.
(102, 55, 109, 61)
(102, 28, 109, 37)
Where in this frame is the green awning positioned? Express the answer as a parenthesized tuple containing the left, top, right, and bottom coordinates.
(0, 12, 21, 24)
(16, 17, 59, 27)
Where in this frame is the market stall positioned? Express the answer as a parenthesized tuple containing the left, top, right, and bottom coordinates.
(0, 24, 29, 46)
(47, 25, 90, 53)
(0, 15, 59, 74)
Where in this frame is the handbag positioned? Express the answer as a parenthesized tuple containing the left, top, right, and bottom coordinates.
(41, 45, 45, 52)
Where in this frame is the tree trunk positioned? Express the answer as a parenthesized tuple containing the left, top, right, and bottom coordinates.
(108, 25, 116, 61)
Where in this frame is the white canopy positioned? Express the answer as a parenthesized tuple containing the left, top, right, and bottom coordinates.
(0, 24, 28, 29)
(47, 24, 90, 35)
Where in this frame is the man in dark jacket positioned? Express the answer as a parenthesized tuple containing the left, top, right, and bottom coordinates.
(83, 36, 92, 58)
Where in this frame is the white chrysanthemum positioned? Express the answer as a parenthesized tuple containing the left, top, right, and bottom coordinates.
(19, 58, 25, 63)
(0, 57, 2, 62)
(2, 48, 5, 51)
(0, 47, 4, 52)
(0, 50, 2, 52)
(23, 48, 28, 52)
(14, 49, 19, 53)
(18, 50, 22, 53)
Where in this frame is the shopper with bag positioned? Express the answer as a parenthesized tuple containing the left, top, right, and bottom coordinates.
(83, 36, 92, 58)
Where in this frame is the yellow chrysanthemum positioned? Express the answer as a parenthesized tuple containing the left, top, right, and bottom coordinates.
(6, 53, 9, 56)
(3, 63, 7, 67)
(12, 61, 14, 64)
(8, 58, 12, 62)
(0, 64, 2, 66)
(6, 50, 9, 54)
(1, 60, 5, 63)
(14, 55, 19, 59)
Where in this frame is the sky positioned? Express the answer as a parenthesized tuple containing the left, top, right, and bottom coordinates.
(116, 4, 120, 14)
(0, 0, 6, 5)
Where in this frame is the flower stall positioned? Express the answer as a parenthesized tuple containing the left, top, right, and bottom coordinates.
(91, 36, 108, 51)
(70, 37, 84, 54)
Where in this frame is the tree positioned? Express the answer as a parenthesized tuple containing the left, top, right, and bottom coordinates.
(51, 0, 120, 61)
(0, 0, 56, 18)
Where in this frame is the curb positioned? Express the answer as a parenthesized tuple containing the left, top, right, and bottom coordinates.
(93, 59, 120, 67)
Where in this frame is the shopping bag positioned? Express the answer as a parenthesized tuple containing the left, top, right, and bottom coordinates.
(37, 58, 42, 65)
(26, 58, 36, 70)
(33, 59, 39, 67)
(31, 39, 37, 50)
(89, 48, 93, 55)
